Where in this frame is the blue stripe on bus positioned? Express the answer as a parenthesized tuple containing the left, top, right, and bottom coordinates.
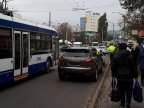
(0, 69, 14, 85)
(0, 62, 48, 85)
(28, 62, 47, 76)
(0, 19, 57, 35)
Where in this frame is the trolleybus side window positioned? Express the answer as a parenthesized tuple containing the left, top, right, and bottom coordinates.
(46, 34, 52, 52)
(0, 28, 12, 59)
(40, 34, 46, 50)
(30, 32, 36, 55)
(36, 33, 41, 51)
(30, 33, 52, 55)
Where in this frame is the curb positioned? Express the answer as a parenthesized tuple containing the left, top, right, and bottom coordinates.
(87, 60, 110, 108)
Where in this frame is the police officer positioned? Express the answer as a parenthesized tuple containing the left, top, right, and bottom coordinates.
(106, 43, 116, 61)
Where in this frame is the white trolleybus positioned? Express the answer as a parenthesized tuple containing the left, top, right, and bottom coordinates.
(0, 13, 58, 85)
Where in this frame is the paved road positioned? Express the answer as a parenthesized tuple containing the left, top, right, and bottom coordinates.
(0, 56, 109, 108)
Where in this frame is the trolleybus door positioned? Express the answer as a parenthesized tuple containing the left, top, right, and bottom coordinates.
(14, 31, 29, 78)
(22, 32, 29, 74)
(14, 31, 21, 76)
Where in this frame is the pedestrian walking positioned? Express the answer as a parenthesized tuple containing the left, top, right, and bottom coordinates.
(131, 43, 140, 66)
(137, 43, 144, 86)
(111, 43, 138, 108)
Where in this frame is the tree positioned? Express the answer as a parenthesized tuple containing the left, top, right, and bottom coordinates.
(98, 13, 108, 42)
(119, 0, 144, 29)
(119, 0, 144, 12)
(106, 34, 113, 41)
(57, 23, 73, 42)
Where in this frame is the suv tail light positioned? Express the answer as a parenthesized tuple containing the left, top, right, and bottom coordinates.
(59, 56, 64, 65)
(84, 58, 94, 64)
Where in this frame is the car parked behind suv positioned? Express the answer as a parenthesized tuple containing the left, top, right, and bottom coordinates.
(58, 47, 103, 81)
(99, 46, 107, 55)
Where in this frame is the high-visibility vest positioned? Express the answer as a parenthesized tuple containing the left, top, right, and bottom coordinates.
(96, 50, 100, 55)
(31, 48, 36, 54)
(106, 45, 116, 53)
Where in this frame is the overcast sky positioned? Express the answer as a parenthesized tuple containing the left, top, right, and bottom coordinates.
(4, 0, 126, 30)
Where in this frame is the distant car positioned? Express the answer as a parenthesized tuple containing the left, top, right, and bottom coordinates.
(72, 42, 82, 47)
(92, 42, 99, 47)
(58, 47, 103, 81)
(99, 46, 107, 54)
(59, 45, 70, 57)
(92, 46, 106, 65)
(59, 45, 69, 52)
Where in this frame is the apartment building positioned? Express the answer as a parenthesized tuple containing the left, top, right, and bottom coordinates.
(80, 11, 100, 32)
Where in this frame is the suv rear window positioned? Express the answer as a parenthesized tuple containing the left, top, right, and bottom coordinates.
(62, 49, 90, 57)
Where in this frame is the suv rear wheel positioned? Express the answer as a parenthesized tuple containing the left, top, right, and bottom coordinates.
(91, 68, 98, 81)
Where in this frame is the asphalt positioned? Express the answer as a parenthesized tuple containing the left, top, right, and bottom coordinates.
(94, 64, 144, 108)
(86, 57, 110, 108)
(53, 57, 144, 108)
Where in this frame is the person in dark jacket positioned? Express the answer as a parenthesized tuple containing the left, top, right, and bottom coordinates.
(137, 43, 144, 86)
(131, 43, 140, 65)
(111, 43, 138, 108)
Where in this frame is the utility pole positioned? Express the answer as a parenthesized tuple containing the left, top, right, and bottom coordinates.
(112, 23, 115, 41)
(49, 12, 51, 27)
(123, 16, 126, 36)
(112, 12, 126, 37)
(65, 22, 68, 41)
(101, 28, 103, 43)
(108, 22, 115, 41)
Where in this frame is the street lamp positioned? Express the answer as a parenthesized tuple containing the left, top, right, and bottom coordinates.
(65, 22, 68, 41)
(108, 22, 115, 41)
(112, 12, 126, 37)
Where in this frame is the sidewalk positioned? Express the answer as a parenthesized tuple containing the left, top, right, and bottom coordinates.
(94, 69, 144, 108)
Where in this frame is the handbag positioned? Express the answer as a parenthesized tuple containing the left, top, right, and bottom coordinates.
(111, 78, 120, 102)
(133, 80, 143, 103)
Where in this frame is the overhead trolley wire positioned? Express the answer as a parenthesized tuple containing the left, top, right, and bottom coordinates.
(64, 0, 74, 7)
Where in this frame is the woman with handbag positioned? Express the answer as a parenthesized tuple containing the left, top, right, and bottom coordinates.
(111, 43, 138, 108)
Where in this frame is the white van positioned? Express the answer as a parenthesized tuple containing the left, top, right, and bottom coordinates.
(92, 42, 99, 47)
(73, 42, 82, 47)
(91, 42, 100, 52)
